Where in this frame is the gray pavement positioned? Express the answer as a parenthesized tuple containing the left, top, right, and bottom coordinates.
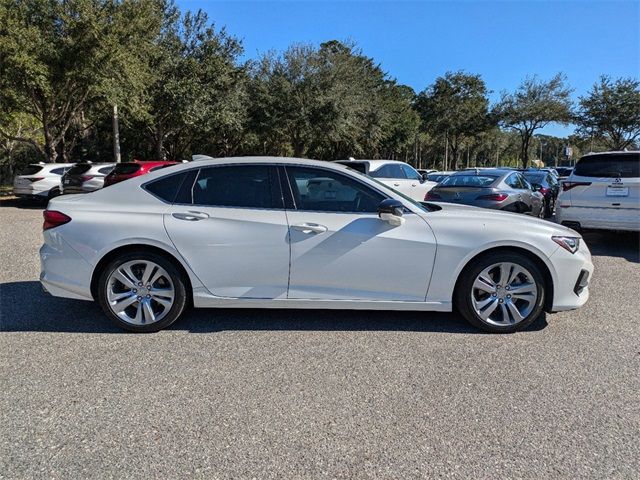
(1, 198, 639, 479)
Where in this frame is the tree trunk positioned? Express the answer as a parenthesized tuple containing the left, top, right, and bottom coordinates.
(521, 133, 531, 168)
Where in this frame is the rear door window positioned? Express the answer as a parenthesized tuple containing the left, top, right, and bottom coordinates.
(192, 165, 280, 209)
(574, 154, 640, 178)
(98, 166, 114, 175)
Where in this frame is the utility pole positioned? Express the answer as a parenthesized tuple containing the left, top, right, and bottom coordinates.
(112, 104, 121, 163)
(444, 133, 449, 171)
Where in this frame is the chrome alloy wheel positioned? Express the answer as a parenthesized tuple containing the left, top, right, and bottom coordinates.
(471, 262, 538, 327)
(106, 260, 175, 325)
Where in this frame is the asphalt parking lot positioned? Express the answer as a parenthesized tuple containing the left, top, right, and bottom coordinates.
(1, 198, 639, 479)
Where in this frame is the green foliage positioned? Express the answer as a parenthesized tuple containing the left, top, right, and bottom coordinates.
(575, 76, 640, 150)
(0, 0, 164, 162)
(494, 73, 573, 167)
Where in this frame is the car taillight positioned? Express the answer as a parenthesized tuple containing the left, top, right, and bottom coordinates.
(562, 181, 591, 192)
(43, 210, 71, 230)
(425, 191, 441, 200)
(539, 186, 549, 195)
(28, 177, 45, 183)
(477, 193, 508, 201)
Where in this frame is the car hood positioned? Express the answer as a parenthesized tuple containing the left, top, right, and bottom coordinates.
(423, 201, 580, 237)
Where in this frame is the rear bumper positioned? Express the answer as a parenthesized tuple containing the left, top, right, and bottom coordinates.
(40, 237, 93, 301)
(13, 186, 48, 198)
(556, 205, 640, 232)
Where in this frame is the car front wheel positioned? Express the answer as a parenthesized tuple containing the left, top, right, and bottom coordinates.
(455, 251, 546, 333)
(97, 252, 187, 332)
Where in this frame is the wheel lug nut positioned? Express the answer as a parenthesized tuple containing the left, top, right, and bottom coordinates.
(507, 294, 511, 298)
(499, 299, 504, 303)
(146, 285, 151, 289)
(506, 286, 510, 291)
(146, 294, 151, 298)
(133, 289, 137, 293)
(138, 282, 143, 286)
(137, 296, 142, 300)
(492, 293, 497, 297)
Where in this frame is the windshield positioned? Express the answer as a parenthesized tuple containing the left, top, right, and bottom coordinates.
(440, 175, 498, 187)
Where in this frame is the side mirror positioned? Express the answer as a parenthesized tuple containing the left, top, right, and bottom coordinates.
(421, 173, 429, 183)
(378, 199, 405, 226)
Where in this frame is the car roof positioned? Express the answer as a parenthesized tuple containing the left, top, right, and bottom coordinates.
(583, 150, 639, 157)
(31, 163, 74, 169)
(338, 159, 411, 170)
(451, 168, 513, 176)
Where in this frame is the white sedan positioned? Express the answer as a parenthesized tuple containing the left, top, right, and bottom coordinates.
(40, 157, 594, 333)
(336, 159, 438, 201)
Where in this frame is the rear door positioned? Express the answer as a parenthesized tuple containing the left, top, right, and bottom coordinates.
(370, 164, 414, 197)
(567, 153, 640, 229)
(163, 164, 291, 299)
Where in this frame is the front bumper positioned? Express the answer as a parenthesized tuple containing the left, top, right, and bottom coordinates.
(548, 239, 594, 312)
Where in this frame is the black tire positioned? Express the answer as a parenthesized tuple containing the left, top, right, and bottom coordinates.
(544, 197, 554, 218)
(455, 251, 546, 333)
(97, 251, 188, 332)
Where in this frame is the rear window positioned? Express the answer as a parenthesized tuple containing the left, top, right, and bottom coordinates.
(112, 163, 141, 175)
(19, 165, 44, 175)
(66, 163, 92, 175)
(574, 153, 640, 178)
(440, 175, 498, 187)
(523, 173, 545, 183)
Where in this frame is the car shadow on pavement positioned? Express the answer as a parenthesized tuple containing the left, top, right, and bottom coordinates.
(1, 281, 548, 334)
(0, 196, 46, 209)
(582, 230, 639, 263)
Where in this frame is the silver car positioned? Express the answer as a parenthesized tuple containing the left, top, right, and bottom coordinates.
(425, 168, 544, 217)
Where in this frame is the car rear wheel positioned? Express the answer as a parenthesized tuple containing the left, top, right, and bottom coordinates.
(97, 252, 187, 332)
(455, 251, 546, 333)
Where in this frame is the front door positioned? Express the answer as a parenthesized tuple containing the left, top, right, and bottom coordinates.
(164, 164, 290, 299)
(283, 166, 437, 301)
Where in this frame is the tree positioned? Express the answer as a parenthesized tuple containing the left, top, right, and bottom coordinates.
(0, 0, 162, 162)
(494, 73, 573, 168)
(575, 76, 640, 151)
(415, 71, 491, 170)
(140, 7, 246, 159)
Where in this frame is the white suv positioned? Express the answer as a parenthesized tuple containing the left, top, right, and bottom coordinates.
(556, 151, 639, 232)
(13, 163, 74, 201)
(336, 159, 437, 201)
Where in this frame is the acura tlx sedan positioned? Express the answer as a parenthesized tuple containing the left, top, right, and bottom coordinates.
(40, 157, 594, 333)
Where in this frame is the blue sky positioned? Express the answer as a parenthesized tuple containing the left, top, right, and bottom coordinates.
(178, 1, 640, 136)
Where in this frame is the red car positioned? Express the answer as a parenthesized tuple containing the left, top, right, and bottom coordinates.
(103, 160, 179, 187)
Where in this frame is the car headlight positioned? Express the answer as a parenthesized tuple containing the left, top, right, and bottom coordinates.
(552, 236, 580, 254)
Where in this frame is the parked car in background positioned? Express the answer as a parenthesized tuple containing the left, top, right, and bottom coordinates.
(425, 168, 544, 217)
(40, 156, 593, 334)
(417, 168, 437, 177)
(522, 170, 559, 217)
(13, 163, 73, 201)
(335, 159, 437, 201)
(103, 160, 178, 187)
(555, 167, 573, 179)
(60, 162, 115, 194)
(556, 151, 640, 232)
(426, 171, 455, 183)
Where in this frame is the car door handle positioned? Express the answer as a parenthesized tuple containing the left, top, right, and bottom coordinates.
(172, 211, 209, 221)
(393, 183, 400, 186)
(291, 223, 328, 234)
